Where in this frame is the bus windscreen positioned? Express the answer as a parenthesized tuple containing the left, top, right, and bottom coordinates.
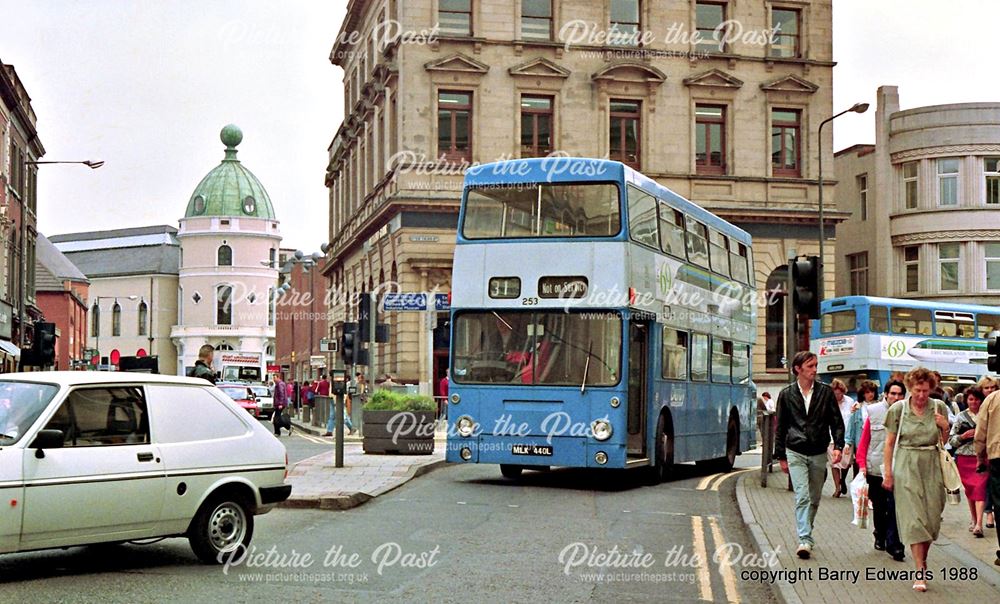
(462, 183, 620, 239)
(452, 311, 621, 386)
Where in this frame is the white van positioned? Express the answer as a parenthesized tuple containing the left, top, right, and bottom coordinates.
(0, 372, 290, 563)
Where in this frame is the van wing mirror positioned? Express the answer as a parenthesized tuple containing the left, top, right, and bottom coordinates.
(30, 429, 65, 451)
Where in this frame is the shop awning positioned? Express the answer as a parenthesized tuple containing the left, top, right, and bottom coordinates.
(0, 339, 21, 358)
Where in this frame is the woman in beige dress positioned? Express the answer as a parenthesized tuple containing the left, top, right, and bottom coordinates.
(883, 367, 950, 592)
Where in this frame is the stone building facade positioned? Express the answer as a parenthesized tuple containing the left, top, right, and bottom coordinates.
(835, 86, 1000, 306)
(51, 226, 181, 375)
(325, 0, 837, 394)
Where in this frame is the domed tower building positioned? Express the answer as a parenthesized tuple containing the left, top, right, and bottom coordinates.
(171, 125, 282, 379)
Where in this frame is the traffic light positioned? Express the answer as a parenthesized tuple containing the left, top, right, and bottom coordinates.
(358, 292, 372, 341)
(791, 256, 820, 319)
(988, 333, 1000, 373)
(34, 322, 56, 366)
(341, 322, 358, 365)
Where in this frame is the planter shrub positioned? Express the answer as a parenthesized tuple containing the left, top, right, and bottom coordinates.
(362, 391, 436, 454)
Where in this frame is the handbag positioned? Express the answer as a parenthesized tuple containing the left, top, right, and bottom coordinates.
(935, 404, 962, 497)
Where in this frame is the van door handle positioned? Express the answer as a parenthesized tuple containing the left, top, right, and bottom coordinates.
(137, 452, 155, 462)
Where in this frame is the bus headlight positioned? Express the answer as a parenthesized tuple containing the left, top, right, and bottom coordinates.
(591, 419, 613, 441)
(460, 447, 473, 461)
(456, 416, 476, 438)
(450, 393, 460, 405)
(595, 451, 608, 465)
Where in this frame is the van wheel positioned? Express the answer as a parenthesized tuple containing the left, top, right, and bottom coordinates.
(500, 464, 523, 479)
(653, 413, 674, 483)
(189, 493, 254, 564)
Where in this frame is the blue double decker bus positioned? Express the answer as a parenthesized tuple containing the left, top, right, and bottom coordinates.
(811, 295, 998, 393)
(446, 158, 756, 480)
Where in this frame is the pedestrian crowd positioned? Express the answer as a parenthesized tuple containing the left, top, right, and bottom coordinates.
(771, 351, 1000, 593)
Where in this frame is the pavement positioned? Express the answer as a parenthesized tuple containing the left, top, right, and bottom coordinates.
(737, 447, 1000, 602)
(279, 411, 448, 510)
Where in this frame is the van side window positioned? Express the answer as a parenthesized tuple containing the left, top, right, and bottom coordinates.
(145, 385, 249, 443)
(44, 387, 149, 447)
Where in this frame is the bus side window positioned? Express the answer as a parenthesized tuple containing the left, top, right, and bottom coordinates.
(627, 186, 659, 249)
(977, 314, 1000, 338)
(658, 203, 686, 259)
(685, 219, 710, 269)
(691, 334, 709, 381)
(662, 328, 688, 380)
(711, 339, 732, 383)
(869, 305, 889, 333)
(732, 344, 750, 383)
(730, 242, 749, 284)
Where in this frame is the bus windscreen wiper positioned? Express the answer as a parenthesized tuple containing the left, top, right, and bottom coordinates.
(581, 339, 593, 394)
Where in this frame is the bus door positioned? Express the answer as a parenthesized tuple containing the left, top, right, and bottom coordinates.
(627, 321, 649, 457)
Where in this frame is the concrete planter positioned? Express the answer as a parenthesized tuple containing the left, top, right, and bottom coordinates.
(362, 410, 435, 455)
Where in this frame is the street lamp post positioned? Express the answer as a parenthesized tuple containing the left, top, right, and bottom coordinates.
(23, 159, 103, 354)
(92, 295, 137, 370)
(817, 103, 868, 302)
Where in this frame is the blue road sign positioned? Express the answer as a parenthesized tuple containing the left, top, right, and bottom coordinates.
(383, 293, 427, 311)
(434, 293, 450, 311)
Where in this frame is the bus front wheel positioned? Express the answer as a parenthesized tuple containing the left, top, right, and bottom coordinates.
(654, 413, 674, 483)
(500, 464, 523, 479)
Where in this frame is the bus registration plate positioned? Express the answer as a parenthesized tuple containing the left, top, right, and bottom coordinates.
(512, 444, 553, 456)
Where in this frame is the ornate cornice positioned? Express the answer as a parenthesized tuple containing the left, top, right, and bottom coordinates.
(892, 230, 1000, 245)
(891, 144, 1000, 162)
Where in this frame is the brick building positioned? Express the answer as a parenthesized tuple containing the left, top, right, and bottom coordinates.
(275, 256, 328, 385)
(0, 60, 43, 369)
(34, 233, 89, 369)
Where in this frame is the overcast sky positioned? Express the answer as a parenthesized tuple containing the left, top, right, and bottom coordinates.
(0, 1, 996, 250)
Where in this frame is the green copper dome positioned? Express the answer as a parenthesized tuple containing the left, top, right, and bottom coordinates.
(184, 124, 276, 220)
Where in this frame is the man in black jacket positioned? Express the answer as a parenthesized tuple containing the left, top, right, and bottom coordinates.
(774, 350, 845, 560)
(192, 345, 216, 384)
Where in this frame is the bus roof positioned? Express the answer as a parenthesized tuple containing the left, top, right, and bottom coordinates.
(462, 158, 751, 245)
(823, 295, 1000, 315)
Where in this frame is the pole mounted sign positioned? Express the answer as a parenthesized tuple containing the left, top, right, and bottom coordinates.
(382, 292, 450, 311)
(382, 293, 428, 311)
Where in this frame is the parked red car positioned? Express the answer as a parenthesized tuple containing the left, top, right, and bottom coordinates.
(218, 383, 259, 418)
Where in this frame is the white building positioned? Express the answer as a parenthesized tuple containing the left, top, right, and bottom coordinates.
(170, 125, 282, 378)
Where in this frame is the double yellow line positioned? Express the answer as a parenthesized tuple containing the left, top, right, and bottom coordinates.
(691, 469, 751, 602)
(696, 468, 750, 491)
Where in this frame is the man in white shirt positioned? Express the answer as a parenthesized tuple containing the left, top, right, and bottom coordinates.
(774, 351, 846, 560)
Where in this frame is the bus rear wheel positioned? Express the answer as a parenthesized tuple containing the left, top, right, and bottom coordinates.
(500, 464, 523, 479)
(653, 413, 674, 483)
(696, 414, 738, 473)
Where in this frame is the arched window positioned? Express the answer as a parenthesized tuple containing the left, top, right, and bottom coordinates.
(216, 343, 234, 351)
(91, 303, 100, 336)
(218, 244, 233, 266)
(137, 301, 148, 336)
(112, 302, 122, 336)
(217, 285, 233, 325)
(765, 266, 788, 370)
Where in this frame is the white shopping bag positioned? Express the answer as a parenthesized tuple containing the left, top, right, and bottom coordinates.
(850, 472, 869, 528)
